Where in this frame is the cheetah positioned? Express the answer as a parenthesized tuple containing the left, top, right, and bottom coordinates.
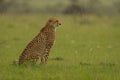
(19, 17, 61, 65)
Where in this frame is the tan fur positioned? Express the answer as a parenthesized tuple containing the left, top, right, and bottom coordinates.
(19, 17, 61, 65)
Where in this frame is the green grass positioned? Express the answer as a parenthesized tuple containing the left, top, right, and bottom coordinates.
(0, 14, 120, 80)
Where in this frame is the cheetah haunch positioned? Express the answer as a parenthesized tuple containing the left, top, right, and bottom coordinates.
(19, 17, 61, 65)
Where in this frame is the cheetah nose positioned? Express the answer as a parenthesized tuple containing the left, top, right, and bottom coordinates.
(59, 23, 61, 25)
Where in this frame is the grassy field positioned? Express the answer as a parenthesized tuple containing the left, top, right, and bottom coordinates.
(0, 14, 120, 80)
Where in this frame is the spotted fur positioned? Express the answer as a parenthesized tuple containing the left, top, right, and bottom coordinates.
(19, 17, 61, 65)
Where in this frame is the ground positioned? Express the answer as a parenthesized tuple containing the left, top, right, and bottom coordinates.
(0, 14, 120, 80)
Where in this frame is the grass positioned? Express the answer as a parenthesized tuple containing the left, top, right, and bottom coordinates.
(0, 14, 120, 80)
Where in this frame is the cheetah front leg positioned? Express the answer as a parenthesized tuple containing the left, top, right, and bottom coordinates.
(41, 56, 45, 64)
(41, 55, 49, 64)
(40, 37, 54, 64)
(40, 48, 50, 64)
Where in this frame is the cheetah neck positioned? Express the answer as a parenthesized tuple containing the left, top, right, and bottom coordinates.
(46, 25, 56, 32)
(40, 25, 56, 34)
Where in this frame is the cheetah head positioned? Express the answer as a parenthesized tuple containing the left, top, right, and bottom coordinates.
(47, 17, 61, 28)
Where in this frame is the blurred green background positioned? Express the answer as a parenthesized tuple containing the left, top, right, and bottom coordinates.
(0, 0, 120, 80)
(0, 0, 120, 15)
